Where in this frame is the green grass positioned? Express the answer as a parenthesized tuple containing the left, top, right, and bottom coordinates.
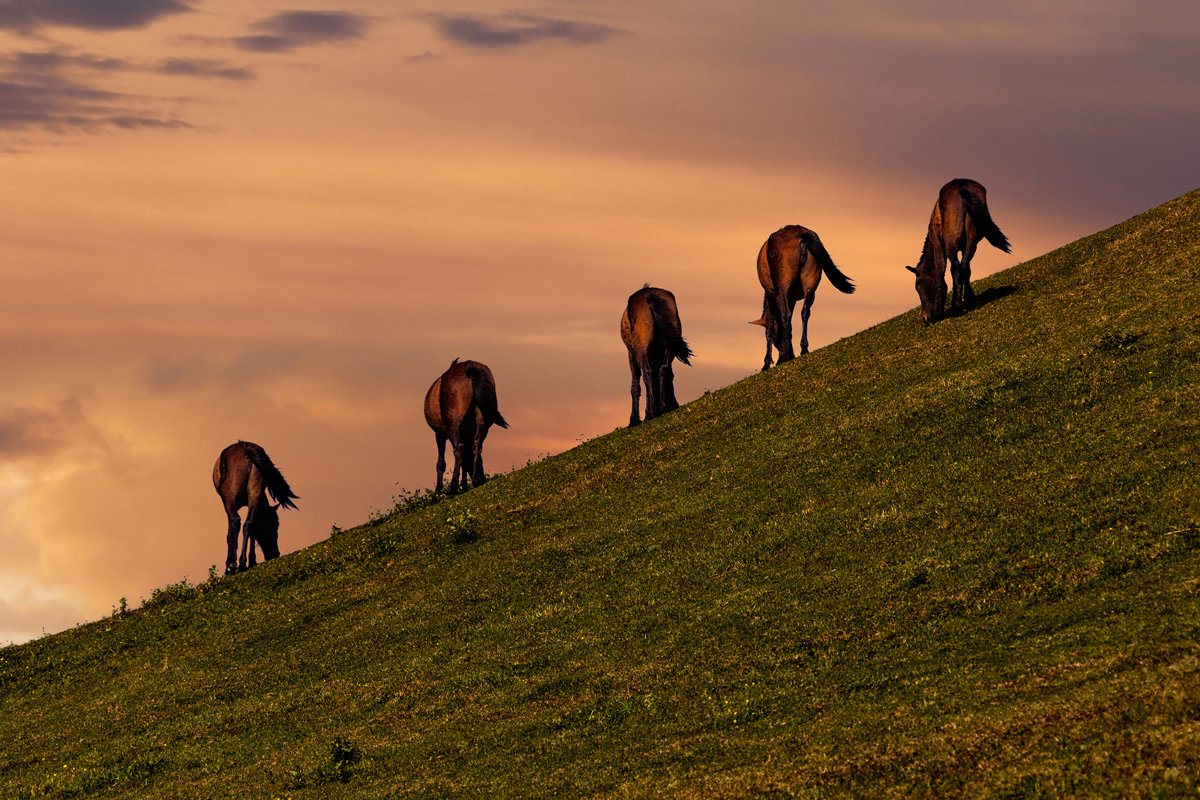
(4, 189, 1200, 798)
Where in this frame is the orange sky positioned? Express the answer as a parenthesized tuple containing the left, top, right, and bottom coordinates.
(2, 1, 1198, 644)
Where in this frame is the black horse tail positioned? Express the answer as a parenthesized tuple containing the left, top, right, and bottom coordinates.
(464, 363, 509, 429)
(242, 441, 300, 510)
(647, 291, 693, 366)
(962, 188, 1011, 254)
(804, 230, 855, 294)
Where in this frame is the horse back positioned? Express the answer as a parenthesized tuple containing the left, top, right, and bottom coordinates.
(621, 287, 658, 355)
(423, 375, 444, 434)
(758, 226, 820, 300)
(933, 180, 967, 250)
(436, 361, 480, 432)
(213, 441, 261, 511)
(622, 286, 689, 364)
(936, 178, 1009, 255)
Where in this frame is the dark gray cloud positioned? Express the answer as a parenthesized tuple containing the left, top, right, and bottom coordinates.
(0, 48, 253, 133)
(10, 50, 252, 81)
(0, 0, 192, 33)
(143, 345, 309, 394)
(405, 50, 442, 64)
(0, 396, 103, 461)
(0, 70, 188, 131)
(234, 11, 370, 53)
(430, 13, 623, 49)
(154, 57, 253, 81)
(14, 50, 127, 72)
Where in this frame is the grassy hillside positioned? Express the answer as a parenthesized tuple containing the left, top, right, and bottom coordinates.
(3, 189, 1200, 799)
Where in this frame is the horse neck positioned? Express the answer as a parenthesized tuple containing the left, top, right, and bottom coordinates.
(917, 225, 945, 276)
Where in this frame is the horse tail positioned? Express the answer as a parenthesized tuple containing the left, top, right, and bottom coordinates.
(647, 291, 693, 366)
(242, 441, 300, 510)
(803, 230, 855, 294)
(962, 188, 1011, 254)
(749, 292, 770, 327)
(464, 364, 509, 430)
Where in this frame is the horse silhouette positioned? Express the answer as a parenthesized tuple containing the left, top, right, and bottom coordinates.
(621, 285, 693, 427)
(424, 359, 508, 494)
(906, 178, 1010, 324)
(212, 441, 299, 575)
(751, 225, 854, 370)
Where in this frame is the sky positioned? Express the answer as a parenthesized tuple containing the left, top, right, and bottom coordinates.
(1, 0, 1198, 644)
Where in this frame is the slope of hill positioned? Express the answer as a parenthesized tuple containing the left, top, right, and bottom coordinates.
(3, 189, 1200, 798)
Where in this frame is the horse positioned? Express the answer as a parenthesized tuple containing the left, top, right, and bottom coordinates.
(212, 440, 299, 575)
(424, 359, 509, 494)
(906, 178, 1011, 324)
(751, 225, 855, 370)
(621, 284, 693, 427)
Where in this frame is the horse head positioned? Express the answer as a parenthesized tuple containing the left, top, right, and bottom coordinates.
(907, 265, 946, 324)
(252, 503, 282, 560)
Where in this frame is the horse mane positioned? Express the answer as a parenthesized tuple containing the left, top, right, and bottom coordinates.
(915, 227, 942, 276)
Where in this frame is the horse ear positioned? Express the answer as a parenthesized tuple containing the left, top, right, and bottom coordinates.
(905, 265, 918, 274)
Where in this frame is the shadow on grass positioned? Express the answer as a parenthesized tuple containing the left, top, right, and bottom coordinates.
(974, 284, 1017, 309)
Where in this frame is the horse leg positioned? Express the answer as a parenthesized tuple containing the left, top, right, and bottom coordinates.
(960, 238, 979, 308)
(641, 355, 658, 420)
(224, 508, 240, 575)
(777, 291, 795, 363)
(760, 295, 774, 372)
(948, 249, 966, 314)
(449, 437, 464, 494)
(628, 351, 642, 427)
(239, 507, 254, 571)
(661, 360, 678, 412)
(472, 426, 487, 486)
(434, 431, 447, 493)
(799, 288, 816, 355)
(246, 502, 258, 569)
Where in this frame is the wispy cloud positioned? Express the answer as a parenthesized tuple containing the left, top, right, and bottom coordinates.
(0, 67, 187, 132)
(0, 395, 104, 462)
(405, 50, 443, 64)
(234, 10, 370, 53)
(10, 49, 253, 81)
(0, 0, 192, 34)
(429, 13, 623, 50)
(0, 47, 253, 132)
(0, 73, 131, 131)
(154, 57, 253, 81)
(14, 50, 126, 72)
(0, 45, 258, 133)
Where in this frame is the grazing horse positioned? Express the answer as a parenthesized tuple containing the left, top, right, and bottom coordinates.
(212, 441, 299, 575)
(751, 225, 855, 370)
(621, 285, 693, 427)
(906, 178, 1011, 324)
(424, 359, 509, 494)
